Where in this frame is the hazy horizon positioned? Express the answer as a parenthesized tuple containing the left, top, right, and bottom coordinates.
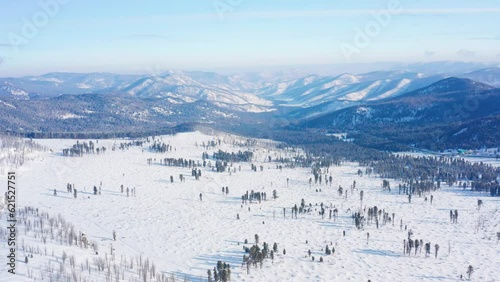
(1, 0, 500, 76)
(2, 60, 499, 78)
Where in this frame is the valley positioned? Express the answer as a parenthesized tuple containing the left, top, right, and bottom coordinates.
(0, 131, 498, 281)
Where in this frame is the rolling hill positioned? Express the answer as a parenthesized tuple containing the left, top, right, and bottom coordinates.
(301, 78, 500, 150)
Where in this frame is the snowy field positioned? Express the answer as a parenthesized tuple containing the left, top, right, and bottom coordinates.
(1, 131, 499, 281)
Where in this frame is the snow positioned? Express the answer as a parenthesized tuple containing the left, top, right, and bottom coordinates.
(0, 99, 16, 109)
(453, 128, 468, 136)
(273, 83, 292, 95)
(9, 88, 29, 96)
(58, 113, 82, 120)
(131, 110, 152, 121)
(339, 81, 382, 101)
(151, 106, 175, 116)
(1, 131, 499, 281)
(356, 107, 371, 114)
(324, 74, 360, 87)
(30, 77, 64, 84)
(122, 72, 273, 112)
(462, 157, 500, 168)
(76, 83, 93, 89)
(369, 79, 411, 101)
(302, 76, 317, 85)
(1, 85, 29, 96)
(212, 110, 237, 118)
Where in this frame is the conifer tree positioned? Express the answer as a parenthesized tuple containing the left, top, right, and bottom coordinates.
(207, 270, 213, 282)
(467, 265, 474, 280)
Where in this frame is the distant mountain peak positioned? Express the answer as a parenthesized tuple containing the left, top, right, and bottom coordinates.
(464, 67, 500, 74)
(430, 76, 493, 89)
(333, 73, 360, 84)
(398, 77, 495, 98)
(461, 67, 500, 87)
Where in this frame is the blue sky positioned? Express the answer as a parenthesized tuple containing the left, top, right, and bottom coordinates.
(1, 0, 499, 76)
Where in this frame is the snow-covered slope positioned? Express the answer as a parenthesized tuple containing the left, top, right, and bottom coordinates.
(0, 82, 30, 97)
(0, 68, 493, 116)
(0, 73, 141, 96)
(257, 71, 445, 115)
(117, 71, 273, 113)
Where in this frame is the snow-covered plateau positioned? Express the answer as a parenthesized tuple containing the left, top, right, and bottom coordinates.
(0, 131, 498, 281)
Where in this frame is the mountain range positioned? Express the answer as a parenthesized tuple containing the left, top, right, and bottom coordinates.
(301, 78, 500, 150)
(1, 67, 499, 150)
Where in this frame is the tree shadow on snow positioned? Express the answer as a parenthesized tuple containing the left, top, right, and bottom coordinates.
(353, 249, 401, 257)
(42, 192, 74, 199)
(217, 196, 245, 205)
(161, 271, 204, 282)
(318, 221, 353, 229)
(194, 250, 244, 269)
(100, 189, 128, 197)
